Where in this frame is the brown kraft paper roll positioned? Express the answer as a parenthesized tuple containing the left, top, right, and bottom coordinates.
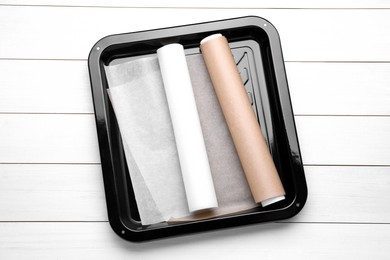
(200, 34, 286, 207)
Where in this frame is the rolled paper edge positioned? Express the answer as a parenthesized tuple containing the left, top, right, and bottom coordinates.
(261, 195, 285, 207)
(157, 43, 183, 54)
(200, 33, 223, 45)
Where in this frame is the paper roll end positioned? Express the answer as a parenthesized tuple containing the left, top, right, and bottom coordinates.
(261, 195, 285, 207)
(200, 33, 223, 45)
(189, 200, 218, 213)
(157, 43, 184, 54)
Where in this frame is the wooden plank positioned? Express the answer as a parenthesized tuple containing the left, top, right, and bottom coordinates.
(0, 0, 389, 8)
(295, 116, 390, 165)
(0, 222, 389, 259)
(1, 60, 390, 116)
(0, 7, 390, 61)
(0, 164, 107, 221)
(0, 2, 388, 258)
(286, 62, 390, 116)
(1, 114, 390, 165)
(0, 114, 100, 163)
(0, 164, 389, 223)
(0, 60, 93, 114)
(291, 166, 390, 223)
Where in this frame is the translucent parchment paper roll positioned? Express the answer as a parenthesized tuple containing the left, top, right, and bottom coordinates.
(105, 57, 190, 224)
(157, 44, 218, 212)
(200, 34, 286, 207)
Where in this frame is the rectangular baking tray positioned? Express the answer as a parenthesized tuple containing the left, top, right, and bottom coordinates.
(88, 16, 307, 242)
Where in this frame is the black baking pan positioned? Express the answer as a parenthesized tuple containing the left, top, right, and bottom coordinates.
(88, 16, 307, 242)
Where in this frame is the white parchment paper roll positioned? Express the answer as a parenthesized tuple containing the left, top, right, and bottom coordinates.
(157, 44, 218, 212)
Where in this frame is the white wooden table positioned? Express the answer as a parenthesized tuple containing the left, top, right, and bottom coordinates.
(1, 1, 390, 259)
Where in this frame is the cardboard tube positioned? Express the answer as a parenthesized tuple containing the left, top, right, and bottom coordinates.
(157, 43, 218, 212)
(200, 34, 285, 206)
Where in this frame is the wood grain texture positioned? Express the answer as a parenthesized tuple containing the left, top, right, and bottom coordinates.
(0, 114, 100, 163)
(1, 2, 390, 257)
(295, 116, 390, 165)
(1, 165, 389, 223)
(0, 0, 389, 8)
(0, 164, 107, 221)
(0, 222, 389, 259)
(0, 7, 390, 61)
(1, 60, 390, 116)
(286, 62, 390, 116)
(0, 60, 93, 114)
(2, 114, 390, 165)
(291, 166, 390, 223)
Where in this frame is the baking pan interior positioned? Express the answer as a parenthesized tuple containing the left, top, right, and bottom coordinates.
(90, 17, 307, 241)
